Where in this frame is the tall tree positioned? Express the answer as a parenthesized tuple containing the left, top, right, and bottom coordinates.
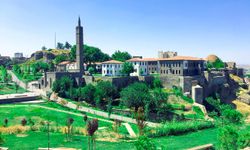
(112, 50, 132, 62)
(56, 42, 64, 49)
(64, 41, 72, 49)
(41, 46, 47, 50)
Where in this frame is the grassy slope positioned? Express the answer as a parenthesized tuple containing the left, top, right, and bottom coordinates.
(1, 128, 218, 150)
(0, 84, 26, 95)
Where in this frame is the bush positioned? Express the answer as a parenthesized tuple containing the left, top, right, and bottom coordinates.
(192, 106, 205, 118)
(146, 121, 214, 138)
(134, 136, 157, 150)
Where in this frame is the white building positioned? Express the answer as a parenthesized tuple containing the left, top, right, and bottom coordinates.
(102, 60, 123, 76)
(127, 58, 159, 76)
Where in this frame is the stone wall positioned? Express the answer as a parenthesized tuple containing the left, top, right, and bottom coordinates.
(100, 76, 154, 89)
(160, 75, 181, 89)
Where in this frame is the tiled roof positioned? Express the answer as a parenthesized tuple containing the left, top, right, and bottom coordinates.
(102, 60, 123, 64)
(127, 58, 159, 62)
(159, 56, 204, 61)
(58, 61, 72, 65)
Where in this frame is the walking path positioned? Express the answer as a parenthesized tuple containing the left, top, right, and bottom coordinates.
(123, 123, 136, 138)
(52, 96, 160, 127)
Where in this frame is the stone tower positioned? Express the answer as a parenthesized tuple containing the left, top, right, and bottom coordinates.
(76, 17, 84, 73)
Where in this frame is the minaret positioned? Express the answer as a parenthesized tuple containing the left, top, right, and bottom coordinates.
(76, 17, 84, 73)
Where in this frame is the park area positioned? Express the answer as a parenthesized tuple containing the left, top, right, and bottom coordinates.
(0, 101, 221, 150)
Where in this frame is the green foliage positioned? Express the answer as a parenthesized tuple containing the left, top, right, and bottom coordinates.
(147, 121, 214, 138)
(0, 66, 11, 83)
(79, 84, 96, 105)
(134, 136, 157, 150)
(94, 81, 117, 108)
(52, 76, 73, 98)
(70, 44, 110, 64)
(172, 86, 193, 103)
(111, 50, 132, 62)
(54, 54, 68, 64)
(0, 133, 4, 145)
(205, 97, 243, 124)
(206, 58, 225, 69)
(64, 41, 72, 49)
(121, 82, 151, 110)
(192, 106, 205, 118)
(120, 62, 134, 76)
(217, 125, 239, 150)
(88, 67, 95, 74)
(56, 42, 64, 49)
(152, 78, 162, 89)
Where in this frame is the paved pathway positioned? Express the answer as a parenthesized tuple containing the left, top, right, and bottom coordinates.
(123, 123, 136, 138)
(54, 98, 160, 127)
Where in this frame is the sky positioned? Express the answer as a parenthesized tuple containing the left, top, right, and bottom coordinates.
(0, 0, 250, 64)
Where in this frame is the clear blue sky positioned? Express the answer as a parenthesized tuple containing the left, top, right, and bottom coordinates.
(0, 0, 250, 64)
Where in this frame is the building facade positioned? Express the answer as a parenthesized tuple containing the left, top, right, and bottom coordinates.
(102, 60, 123, 76)
(127, 58, 159, 76)
(159, 56, 205, 76)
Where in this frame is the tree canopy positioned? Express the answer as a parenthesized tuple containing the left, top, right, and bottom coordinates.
(70, 44, 110, 64)
(121, 62, 134, 76)
(111, 50, 132, 62)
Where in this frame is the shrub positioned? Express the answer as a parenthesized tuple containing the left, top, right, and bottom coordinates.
(21, 118, 27, 126)
(146, 120, 214, 138)
(134, 136, 156, 150)
(192, 106, 205, 118)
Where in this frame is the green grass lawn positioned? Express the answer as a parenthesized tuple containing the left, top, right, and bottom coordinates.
(0, 102, 222, 150)
(0, 83, 27, 95)
(1, 127, 218, 150)
(0, 103, 112, 128)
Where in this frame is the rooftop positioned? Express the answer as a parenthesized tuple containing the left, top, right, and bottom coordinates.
(102, 60, 123, 64)
(127, 58, 159, 62)
(159, 56, 204, 61)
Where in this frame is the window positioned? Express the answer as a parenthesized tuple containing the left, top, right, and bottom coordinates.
(145, 68, 146, 73)
(107, 70, 109, 74)
(107, 64, 109, 68)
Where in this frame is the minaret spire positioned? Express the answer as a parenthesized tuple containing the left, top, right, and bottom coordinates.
(78, 16, 81, 26)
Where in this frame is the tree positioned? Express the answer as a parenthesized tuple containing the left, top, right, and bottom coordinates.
(64, 41, 72, 49)
(56, 42, 64, 49)
(52, 76, 73, 98)
(70, 44, 110, 63)
(86, 119, 99, 150)
(94, 81, 117, 109)
(79, 84, 96, 105)
(54, 54, 68, 64)
(88, 67, 95, 75)
(153, 78, 162, 89)
(66, 118, 74, 141)
(217, 125, 239, 150)
(121, 82, 151, 111)
(135, 107, 147, 135)
(111, 50, 132, 62)
(134, 136, 156, 150)
(41, 46, 47, 50)
(121, 62, 134, 76)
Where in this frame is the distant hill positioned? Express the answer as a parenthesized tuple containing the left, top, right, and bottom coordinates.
(28, 49, 70, 62)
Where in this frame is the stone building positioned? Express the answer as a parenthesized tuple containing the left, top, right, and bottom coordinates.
(14, 52, 23, 58)
(158, 51, 177, 58)
(159, 56, 205, 76)
(39, 17, 84, 91)
(102, 60, 123, 76)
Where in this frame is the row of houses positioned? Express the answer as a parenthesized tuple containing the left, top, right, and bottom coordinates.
(102, 56, 205, 77)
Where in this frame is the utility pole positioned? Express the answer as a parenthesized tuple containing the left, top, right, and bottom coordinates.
(47, 121, 50, 150)
(54, 32, 57, 49)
